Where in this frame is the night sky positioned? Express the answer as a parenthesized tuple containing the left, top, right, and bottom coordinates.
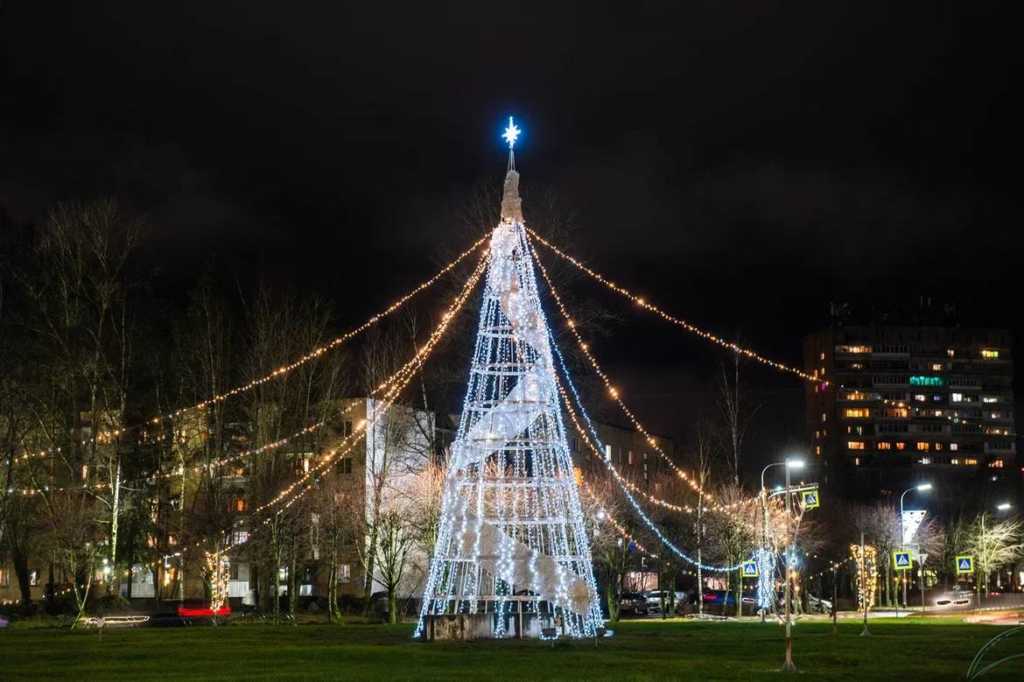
(2, 2, 1021, 472)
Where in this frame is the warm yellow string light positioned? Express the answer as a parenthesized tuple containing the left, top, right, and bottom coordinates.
(527, 229, 822, 385)
(11, 235, 489, 468)
(557, 377, 753, 524)
(532, 241, 731, 505)
(13, 249, 490, 504)
(248, 249, 489, 519)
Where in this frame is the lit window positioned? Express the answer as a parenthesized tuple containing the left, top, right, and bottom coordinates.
(0, 569, 9, 587)
(233, 497, 247, 513)
(854, 457, 861, 466)
(896, 442, 906, 450)
(931, 363, 943, 371)
(847, 441, 865, 450)
(916, 442, 930, 451)
(951, 458, 960, 465)
(981, 349, 999, 359)
(952, 393, 963, 403)
(821, 413, 827, 423)
(950, 443, 958, 451)
(820, 352, 825, 361)
(919, 458, 931, 465)
(838, 345, 872, 354)
(935, 443, 943, 451)
(989, 459, 1004, 469)
(844, 408, 870, 418)
(964, 458, 978, 465)
(946, 349, 955, 358)
(815, 445, 821, 456)
(990, 412, 1002, 420)
(81, 464, 89, 480)
(982, 396, 998, 404)
(914, 394, 926, 402)
(877, 442, 891, 450)
(885, 407, 909, 418)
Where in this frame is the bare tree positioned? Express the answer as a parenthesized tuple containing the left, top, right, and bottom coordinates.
(963, 513, 1023, 603)
(716, 352, 762, 486)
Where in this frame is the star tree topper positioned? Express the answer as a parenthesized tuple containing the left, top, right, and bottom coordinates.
(502, 116, 521, 148)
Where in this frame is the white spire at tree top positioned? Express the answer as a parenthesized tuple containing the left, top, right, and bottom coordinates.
(503, 115, 520, 171)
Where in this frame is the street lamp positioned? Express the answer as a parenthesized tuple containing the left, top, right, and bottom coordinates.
(897, 483, 932, 614)
(761, 456, 804, 672)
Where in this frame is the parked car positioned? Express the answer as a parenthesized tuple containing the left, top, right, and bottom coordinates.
(176, 599, 231, 618)
(807, 594, 832, 614)
(702, 591, 755, 607)
(644, 590, 686, 613)
(618, 592, 648, 616)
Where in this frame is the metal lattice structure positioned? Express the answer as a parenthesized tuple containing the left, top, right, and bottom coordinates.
(415, 160, 602, 639)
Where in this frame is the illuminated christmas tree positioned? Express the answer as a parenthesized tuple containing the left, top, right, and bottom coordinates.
(415, 119, 602, 639)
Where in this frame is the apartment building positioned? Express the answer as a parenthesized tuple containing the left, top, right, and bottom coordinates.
(804, 326, 1016, 506)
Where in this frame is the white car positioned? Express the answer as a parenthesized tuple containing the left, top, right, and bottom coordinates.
(933, 588, 973, 608)
(644, 590, 685, 613)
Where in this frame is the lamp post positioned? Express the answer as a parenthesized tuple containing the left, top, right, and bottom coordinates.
(781, 457, 804, 672)
(760, 459, 805, 622)
(897, 483, 932, 614)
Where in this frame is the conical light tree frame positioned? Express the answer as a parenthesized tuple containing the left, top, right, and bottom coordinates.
(415, 166, 602, 639)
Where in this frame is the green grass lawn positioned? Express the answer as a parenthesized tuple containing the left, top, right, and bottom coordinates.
(1, 617, 1021, 680)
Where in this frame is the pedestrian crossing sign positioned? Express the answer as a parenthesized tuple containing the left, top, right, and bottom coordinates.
(801, 490, 820, 510)
(956, 555, 974, 575)
(893, 550, 912, 571)
(741, 560, 758, 578)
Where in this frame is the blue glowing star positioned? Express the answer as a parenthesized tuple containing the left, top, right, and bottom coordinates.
(502, 116, 521, 149)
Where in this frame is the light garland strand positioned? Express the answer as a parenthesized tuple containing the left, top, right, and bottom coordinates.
(533, 239, 756, 511)
(579, 480, 659, 559)
(188, 250, 489, 561)
(250, 249, 490, 518)
(556, 373, 742, 573)
(527, 228, 822, 385)
(10, 235, 488, 468)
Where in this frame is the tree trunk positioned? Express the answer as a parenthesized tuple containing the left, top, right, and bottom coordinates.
(605, 579, 620, 623)
(388, 588, 397, 624)
(288, 543, 298, 623)
(12, 547, 32, 606)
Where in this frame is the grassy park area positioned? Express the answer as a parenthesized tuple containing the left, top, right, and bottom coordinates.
(2, 616, 1021, 680)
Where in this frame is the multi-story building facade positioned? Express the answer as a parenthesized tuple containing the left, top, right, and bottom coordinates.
(804, 326, 1016, 508)
(0, 397, 437, 609)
